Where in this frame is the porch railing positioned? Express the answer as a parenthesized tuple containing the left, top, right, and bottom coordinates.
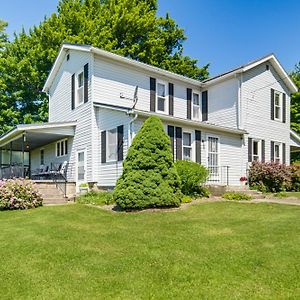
(0, 164, 30, 179)
(206, 166, 230, 185)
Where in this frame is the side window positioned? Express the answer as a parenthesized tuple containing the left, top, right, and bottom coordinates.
(274, 91, 282, 121)
(183, 132, 192, 160)
(192, 92, 200, 120)
(107, 128, 117, 162)
(40, 149, 44, 165)
(157, 82, 167, 113)
(56, 139, 68, 157)
(274, 143, 281, 163)
(77, 71, 84, 106)
(252, 140, 260, 161)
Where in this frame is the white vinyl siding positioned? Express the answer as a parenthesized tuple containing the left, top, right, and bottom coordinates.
(242, 63, 290, 165)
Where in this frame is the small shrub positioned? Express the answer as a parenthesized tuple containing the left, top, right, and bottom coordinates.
(79, 183, 88, 188)
(290, 163, 300, 192)
(175, 160, 209, 196)
(222, 192, 252, 201)
(274, 191, 288, 198)
(181, 195, 192, 203)
(249, 161, 292, 193)
(77, 191, 114, 206)
(0, 178, 43, 210)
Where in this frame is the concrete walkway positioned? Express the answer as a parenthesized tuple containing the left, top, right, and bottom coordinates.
(250, 197, 300, 206)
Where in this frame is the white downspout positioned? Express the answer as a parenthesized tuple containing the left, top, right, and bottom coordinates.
(128, 112, 138, 147)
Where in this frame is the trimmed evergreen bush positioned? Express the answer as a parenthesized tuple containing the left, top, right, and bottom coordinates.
(114, 116, 182, 210)
(175, 160, 209, 197)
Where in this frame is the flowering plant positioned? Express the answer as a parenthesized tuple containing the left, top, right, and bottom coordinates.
(0, 178, 43, 211)
(239, 176, 247, 182)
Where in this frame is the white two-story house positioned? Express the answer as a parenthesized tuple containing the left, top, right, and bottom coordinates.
(0, 43, 299, 193)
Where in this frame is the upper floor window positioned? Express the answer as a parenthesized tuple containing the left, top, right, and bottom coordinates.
(157, 82, 167, 113)
(193, 93, 200, 120)
(77, 71, 84, 106)
(274, 91, 282, 121)
(56, 139, 68, 157)
(107, 128, 117, 162)
(183, 132, 192, 160)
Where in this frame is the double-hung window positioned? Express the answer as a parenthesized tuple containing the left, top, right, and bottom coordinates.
(107, 128, 117, 162)
(157, 82, 166, 112)
(274, 91, 282, 121)
(252, 140, 260, 161)
(77, 71, 84, 106)
(193, 93, 200, 120)
(274, 143, 281, 163)
(183, 132, 192, 160)
(56, 139, 68, 157)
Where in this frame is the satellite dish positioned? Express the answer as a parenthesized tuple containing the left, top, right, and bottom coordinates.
(132, 86, 138, 109)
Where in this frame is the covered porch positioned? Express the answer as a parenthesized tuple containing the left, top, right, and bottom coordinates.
(0, 122, 76, 180)
(290, 130, 300, 157)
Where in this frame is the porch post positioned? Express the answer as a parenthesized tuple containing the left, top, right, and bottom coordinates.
(22, 134, 25, 178)
(9, 142, 12, 178)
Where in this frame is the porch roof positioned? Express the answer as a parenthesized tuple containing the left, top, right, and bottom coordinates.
(290, 130, 300, 152)
(0, 121, 76, 151)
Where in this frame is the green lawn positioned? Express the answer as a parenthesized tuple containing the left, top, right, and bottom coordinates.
(1, 203, 300, 299)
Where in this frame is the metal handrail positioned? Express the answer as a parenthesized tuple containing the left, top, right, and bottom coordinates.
(207, 166, 230, 185)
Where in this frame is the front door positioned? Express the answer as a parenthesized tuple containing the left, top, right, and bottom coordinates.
(76, 150, 86, 186)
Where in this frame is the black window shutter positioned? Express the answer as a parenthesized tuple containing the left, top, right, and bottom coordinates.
(101, 131, 106, 163)
(71, 73, 75, 110)
(282, 143, 286, 164)
(150, 77, 156, 112)
(261, 140, 265, 163)
(248, 138, 253, 162)
(117, 125, 124, 161)
(202, 91, 208, 121)
(167, 125, 175, 161)
(271, 88, 275, 120)
(175, 127, 182, 160)
(187, 88, 192, 119)
(169, 83, 174, 116)
(271, 141, 275, 162)
(84, 63, 89, 103)
(282, 93, 286, 123)
(195, 130, 201, 163)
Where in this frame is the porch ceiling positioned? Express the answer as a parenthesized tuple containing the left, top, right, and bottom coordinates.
(0, 121, 76, 151)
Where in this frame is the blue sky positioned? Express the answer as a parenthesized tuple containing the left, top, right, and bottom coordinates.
(1, 0, 299, 76)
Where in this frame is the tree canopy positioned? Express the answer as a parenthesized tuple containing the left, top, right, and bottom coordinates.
(291, 63, 300, 134)
(0, 0, 209, 134)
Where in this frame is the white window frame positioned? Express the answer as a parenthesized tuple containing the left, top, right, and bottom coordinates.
(56, 139, 68, 157)
(274, 91, 282, 121)
(156, 81, 168, 114)
(76, 69, 84, 108)
(274, 142, 281, 163)
(76, 148, 87, 188)
(182, 131, 193, 161)
(207, 135, 220, 177)
(192, 92, 201, 120)
(252, 139, 261, 162)
(106, 128, 118, 162)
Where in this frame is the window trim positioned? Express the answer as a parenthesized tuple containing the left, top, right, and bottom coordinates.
(56, 139, 68, 158)
(106, 128, 118, 163)
(182, 131, 193, 161)
(274, 90, 282, 121)
(192, 91, 201, 120)
(156, 80, 168, 114)
(76, 69, 84, 108)
(207, 135, 220, 167)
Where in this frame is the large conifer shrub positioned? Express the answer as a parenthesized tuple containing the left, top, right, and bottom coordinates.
(114, 116, 182, 209)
